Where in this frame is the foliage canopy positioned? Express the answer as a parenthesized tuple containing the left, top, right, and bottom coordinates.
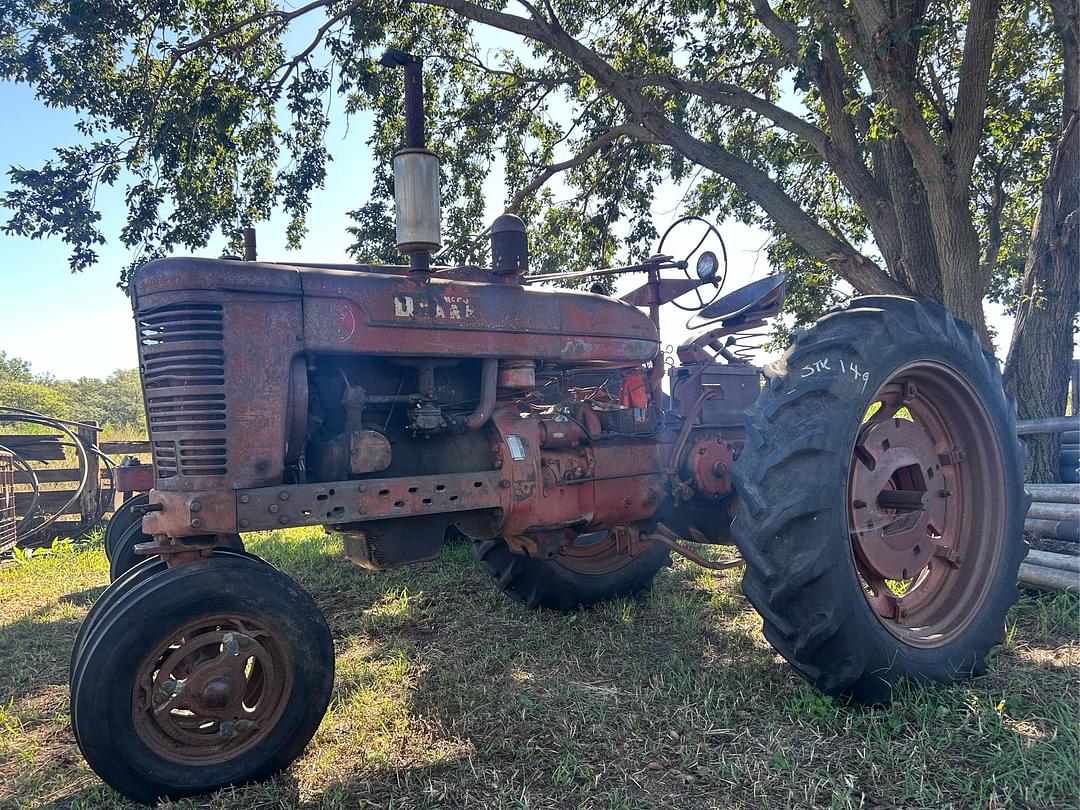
(0, 1, 1068, 337)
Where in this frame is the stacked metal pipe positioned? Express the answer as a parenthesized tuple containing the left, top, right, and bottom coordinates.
(1015, 416, 1079, 591)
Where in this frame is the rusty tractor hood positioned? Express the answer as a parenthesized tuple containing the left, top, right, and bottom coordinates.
(131, 257, 659, 367)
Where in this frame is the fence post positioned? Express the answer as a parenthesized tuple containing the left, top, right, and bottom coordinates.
(77, 421, 101, 533)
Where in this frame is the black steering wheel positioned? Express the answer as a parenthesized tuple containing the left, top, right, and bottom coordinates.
(656, 215, 728, 312)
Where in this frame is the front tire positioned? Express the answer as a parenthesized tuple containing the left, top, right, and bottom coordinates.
(732, 296, 1027, 704)
(104, 493, 148, 562)
(70, 554, 334, 803)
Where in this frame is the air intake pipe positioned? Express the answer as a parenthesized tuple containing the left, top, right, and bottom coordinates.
(380, 49, 440, 275)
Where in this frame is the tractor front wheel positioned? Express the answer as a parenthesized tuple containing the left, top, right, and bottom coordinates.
(70, 554, 334, 803)
(104, 493, 148, 562)
(732, 296, 1027, 704)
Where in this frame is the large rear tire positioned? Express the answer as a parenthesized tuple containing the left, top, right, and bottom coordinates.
(471, 532, 671, 612)
(731, 296, 1027, 704)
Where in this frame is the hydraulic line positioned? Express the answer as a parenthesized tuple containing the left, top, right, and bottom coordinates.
(0, 407, 118, 544)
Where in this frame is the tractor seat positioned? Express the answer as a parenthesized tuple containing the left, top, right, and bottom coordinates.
(699, 274, 786, 325)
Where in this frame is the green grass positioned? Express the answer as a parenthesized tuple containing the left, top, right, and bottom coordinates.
(1, 531, 1077, 809)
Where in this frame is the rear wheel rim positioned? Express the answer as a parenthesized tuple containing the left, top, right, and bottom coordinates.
(847, 361, 1005, 648)
(557, 530, 636, 575)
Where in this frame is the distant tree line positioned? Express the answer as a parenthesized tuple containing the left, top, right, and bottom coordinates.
(0, 351, 145, 432)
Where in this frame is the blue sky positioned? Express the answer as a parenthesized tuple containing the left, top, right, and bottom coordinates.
(0, 78, 381, 378)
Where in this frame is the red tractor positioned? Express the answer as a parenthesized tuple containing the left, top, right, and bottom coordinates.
(71, 53, 1027, 804)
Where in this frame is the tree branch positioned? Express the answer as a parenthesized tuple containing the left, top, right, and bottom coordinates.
(505, 124, 657, 215)
(425, 0, 909, 295)
(637, 74, 829, 154)
(948, 0, 1000, 190)
(750, 0, 801, 57)
(812, 36, 904, 273)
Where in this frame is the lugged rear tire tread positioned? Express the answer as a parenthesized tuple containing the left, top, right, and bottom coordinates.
(731, 296, 1028, 704)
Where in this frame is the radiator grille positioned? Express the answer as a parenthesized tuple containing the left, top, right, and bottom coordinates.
(137, 303, 227, 479)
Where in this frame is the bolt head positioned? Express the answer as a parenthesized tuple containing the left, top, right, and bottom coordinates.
(190, 518, 203, 528)
(190, 501, 202, 512)
(268, 504, 279, 513)
(239, 494, 250, 504)
(279, 491, 289, 501)
(239, 519, 250, 528)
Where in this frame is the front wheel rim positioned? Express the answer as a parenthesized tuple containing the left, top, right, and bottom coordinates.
(847, 361, 1006, 648)
(132, 613, 294, 765)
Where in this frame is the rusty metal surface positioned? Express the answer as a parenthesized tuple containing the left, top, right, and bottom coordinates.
(490, 409, 670, 538)
(132, 283, 303, 494)
(349, 430, 392, 474)
(142, 489, 238, 535)
(300, 267, 658, 366)
(620, 277, 705, 306)
(237, 470, 508, 531)
(686, 437, 734, 498)
(649, 524, 743, 570)
(133, 257, 658, 368)
(145, 469, 509, 537)
(850, 417, 947, 580)
(113, 463, 154, 493)
(497, 360, 536, 390)
(847, 365, 1004, 645)
(133, 613, 292, 765)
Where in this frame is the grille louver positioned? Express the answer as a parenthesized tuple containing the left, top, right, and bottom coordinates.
(138, 303, 227, 479)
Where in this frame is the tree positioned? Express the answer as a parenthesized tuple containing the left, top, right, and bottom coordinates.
(2, 1, 1075, 476)
(0, 351, 33, 385)
(1001, 0, 1078, 481)
(0, 379, 73, 419)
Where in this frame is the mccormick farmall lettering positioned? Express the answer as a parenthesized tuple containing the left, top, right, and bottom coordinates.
(394, 292, 476, 320)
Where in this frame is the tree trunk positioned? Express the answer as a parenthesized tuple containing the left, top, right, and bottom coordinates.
(884, 138, 943, 300)
(1003, 0, 1079, 484)
(927, 189, 993, 347)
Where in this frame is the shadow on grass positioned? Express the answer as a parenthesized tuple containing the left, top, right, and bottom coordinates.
(3, 537, 1077, 809)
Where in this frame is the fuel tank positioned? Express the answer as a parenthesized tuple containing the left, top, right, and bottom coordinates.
(132, 257, 659, 367)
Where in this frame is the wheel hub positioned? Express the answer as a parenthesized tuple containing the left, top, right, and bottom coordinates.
(850, 417, 947, 580)
(134, 617, 292, 764)
(845, 361, 1005, 646)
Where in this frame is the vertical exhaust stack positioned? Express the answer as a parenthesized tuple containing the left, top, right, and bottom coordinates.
(380, 49, 441, 276)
